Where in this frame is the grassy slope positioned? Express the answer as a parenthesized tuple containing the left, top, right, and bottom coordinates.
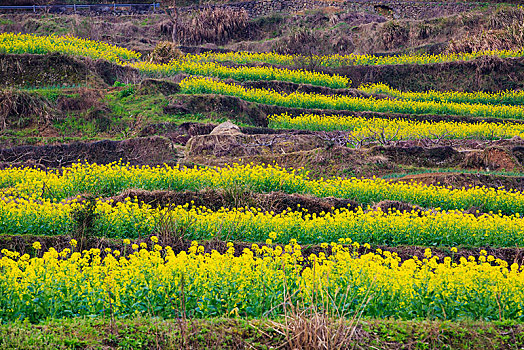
(2, 317, 524, 350)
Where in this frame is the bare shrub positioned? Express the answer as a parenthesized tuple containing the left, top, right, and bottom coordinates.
(176, 7, 249, 45)
(70, 195, 99, 252)
(155, 202, 196, 246)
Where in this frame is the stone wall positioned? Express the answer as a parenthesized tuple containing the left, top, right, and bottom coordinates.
(0, 0, 484, 18)
(180, 0, 482, 19)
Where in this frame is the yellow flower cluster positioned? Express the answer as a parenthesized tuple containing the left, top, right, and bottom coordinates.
(1, 195, 524, 246)
(268, 112, 524, 140)
(1, 162, 523, 214)
(0, 32, 140, 63)
(180, 77, 524, 120)
(131, 60, 350, 88)
(361, 83, 524, 107)
(187, 49, 524, 68)
(1, 242, 523, 321)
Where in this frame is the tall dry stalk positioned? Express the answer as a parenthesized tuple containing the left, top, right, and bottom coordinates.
(272, 261, 375, 350)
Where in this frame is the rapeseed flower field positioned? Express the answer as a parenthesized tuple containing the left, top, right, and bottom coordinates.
(0, 33, 348, 88)
(3, 27, 524, 333)
(180, 77, 524, 120)
(269, 112, 524, 140)
(1, 241, 523, 322)
(360, 83, 524, 106)
(0, 194, 523, 246)
(1, 162, 523, 214)
(186, 49, 524, 67)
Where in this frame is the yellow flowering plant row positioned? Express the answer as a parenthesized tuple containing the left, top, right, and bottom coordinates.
(360, 83, 524, 107)
(179, 77, 524, 120)
(1, 196, 524, 247)
(186, 49, 524, 68)
(0, 32, 141, 63)
(268, 112, 524, 140)
(1, 162, 524, 215)
(0, 33, 347, 89)
(131, 60, 350, 89)
(1, 241, 524, 322)
(3, 32, 523, 73)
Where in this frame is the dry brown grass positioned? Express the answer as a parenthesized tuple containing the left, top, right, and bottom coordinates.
(447, 6, 524, 53)
(175, 7, 249, 45)
(270, 271, 374, 350)
(447, 23, 524, 53)
(71, 15, 101, 41)
(0, 89, 53, 131)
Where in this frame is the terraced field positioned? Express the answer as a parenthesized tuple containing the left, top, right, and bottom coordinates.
(1, 6, 524, 348)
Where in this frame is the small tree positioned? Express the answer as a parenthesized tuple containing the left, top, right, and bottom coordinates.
(161, 0, 180, 44)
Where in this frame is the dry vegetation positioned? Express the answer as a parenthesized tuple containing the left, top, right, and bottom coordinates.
(447, 7, 524, 52)
(0, 89, 52, 131)
(174, 7, 249, 45)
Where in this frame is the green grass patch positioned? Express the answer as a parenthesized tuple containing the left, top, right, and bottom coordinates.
(0, 317, 522, 350)
(0, 18, 14, 26)
(381, 166, 524, 179)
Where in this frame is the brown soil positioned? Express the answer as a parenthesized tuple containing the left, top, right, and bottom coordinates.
(55, 88, 105, 112)
(370, 145, 464, 168)
(4, 122, 523, 178)
(0, 136, 179, 169)
(140, 121, 315, 145)
(187, 140, 524, 179)
(462, 146, 522, 172)
(3, 234, 523, 266)
(107, 188, 359, 215)
(392, 172, 524, 192)
(186, 133, 328, 158)
(187, 146, 401, 179)
(143, 120, 524, 152)
(0, 53, 99, 88)
(137, 78, 182, 96)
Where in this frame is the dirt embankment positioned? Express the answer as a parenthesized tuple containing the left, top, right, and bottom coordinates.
(108, 188, 359, 215)
(329, 56, 524, 92)
(0, 136, 179, 169)
(3, 114, 524, 180)
(184, 127, 524, 176)
(0, 53, 140, 87)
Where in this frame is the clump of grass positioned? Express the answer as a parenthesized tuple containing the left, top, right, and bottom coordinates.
(0, 89, 53, 130)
